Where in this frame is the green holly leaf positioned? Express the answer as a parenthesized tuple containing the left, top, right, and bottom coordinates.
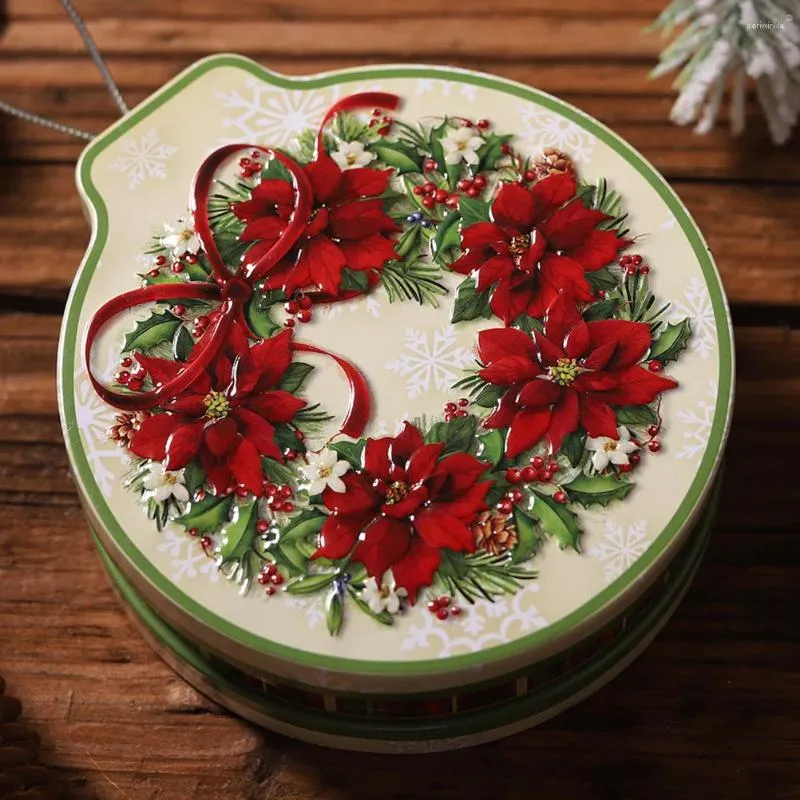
(561, 430, 587, 467)
(513, 314, 543, 334)
(280, 510, 326, 544)
(183, 460, 205, 494)
(329, 440, 365, 469)
(649, 318, 692, 365)
(285, 572, 337, 595)
(138, 271, 182, 287)
(473, 383, 504, 409)
(262, 157, 292, 182)
(172, 325, 194, 362)
(339, 268, 371, 293)
(563, 474, 634, 508)
(325, 587, 344, 636)
(451, 277, 493, 324)
(585, 266, 620, 292)
(425, 415, 478, 455)
(477, 132, 513, 172)
(428, 120, 448, 174)
(583, 298, 621, 322)
(245, 295, 282, 339)
(512, 507, 544, 563)
(261, 457, 297, 489)
(458, 196, 491, 228)
(532, 491, 581, 551)
(614, 405, 659, 426)
(274, 423, 300, 452)
(123, 310, 181, 353)
(218, 499, 258, 562)
(477, 429, 504, 467)
(371, 142, 422, 174)
(484, 474, 511, 508)
(277, 362, 314, 393)
(432, 211, 462, 264)
(175, 494, 234, 534)
(347, 585, 394, 625)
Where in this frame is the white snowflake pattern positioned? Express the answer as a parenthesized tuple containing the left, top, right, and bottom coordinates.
(108, 128, 177, 190)
(156, 529, 221, 584)
(215, 79, 334, 147)
(318, 294, 381, 320)
(590, 520, 651, 583)
(675, 380, 718, 460)
(401, 584, 547, 656)
(670, 276, 717, 360)
(286, 594, 326, 629)
(416, 78, 477, 102)
(384, 326, 473, 399)
(517, 104, 596, 164)
(372, 412, 413, 438)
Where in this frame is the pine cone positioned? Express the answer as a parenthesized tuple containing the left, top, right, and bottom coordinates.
(107, 410, 150, 448)
(471, 511, 518, 555)
(533, 148, 574, 180)
(0, 676, 62, 799)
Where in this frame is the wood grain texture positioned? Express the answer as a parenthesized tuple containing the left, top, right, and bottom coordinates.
(0, 1, 798, 798)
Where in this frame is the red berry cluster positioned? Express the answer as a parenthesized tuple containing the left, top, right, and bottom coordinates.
(186, 528, 214, 552)
(283, 295, 313, 328)
(457, 118, 491, 131)
(506, 456, 560, 487)
(193, 309, 221, 338)
(646, 424, 662, 454)
(413, 181, 459, 210)
(619, 253, 650, 276)
(443, 397, 470, 421)
(262, 481, 295, 513)
(116, 356, 148, 392)
(239, 150, 263, 179)
(257, 562, 284, 595)
(456, 174, 487, 199)
(368, 108, 394, 136)
(426, 595, 462, 621)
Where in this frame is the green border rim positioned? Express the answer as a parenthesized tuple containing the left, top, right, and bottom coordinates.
(59, 54, 735, 678)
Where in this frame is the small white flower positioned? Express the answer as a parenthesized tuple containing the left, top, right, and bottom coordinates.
(142, 465, 189, 504)
(301, 449, 351, 495)
(161, 217, 200, 257)
(441, 126, 484, 166)
(585, 427, 638, 471)
(360, 573, 407, 615)
(331, 140, 375, 171)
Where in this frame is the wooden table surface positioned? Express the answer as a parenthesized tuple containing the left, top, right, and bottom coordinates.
(1, 1, 799, 798)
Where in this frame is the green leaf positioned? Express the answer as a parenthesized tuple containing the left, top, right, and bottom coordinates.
(428, 121, 448, 174)
(432, 211, 461, 264)
(261, 457, 297, 488)
(245, 296, 281, 339)
(138, 271, 182, 286)
(514, 314, 543, 334)
(649, 318, 692, 365)
(172, 325, 194, 362)
(184, 260, 211, 282)
(123, 310, 181, 353)
(561, 430, 586, 467)
(394, 223, 422, 258)
(279, 540, 309, 573)
(458, 196, 491, 228)
(347, 586, 394, 625)
(512, 508, 543, 563)
(329, 440, 365, 468)
(285, 572, 336, 595)
(477, 132, 513, 172)
(218, 499, 258, 562)
(325, 588, 344, 636)
(451, 277, 492, 324)
(585, 266, 619, 292)
(473, 383, 504, 409)
(614, 405, 659, 426)
(274, 423, 300, 452)
(532, 492, 581, 551)
(484, 474, 511, 508)
(371, 142, 422, 174)
(262, 157, 292, 182)
(425, 415, 478, 455)
(339, 268, 371, 293)
(563, 473, 635, 508)
(183, 460, 205, 494)
(583, 298, 621, 322)
(280, 510, 326, 544)
(277, 362, 314, 394)
(477, 429, 504, 467)
(175, 494, 234, 534)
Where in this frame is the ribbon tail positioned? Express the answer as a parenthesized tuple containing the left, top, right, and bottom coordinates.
(292, 342, 371, 439)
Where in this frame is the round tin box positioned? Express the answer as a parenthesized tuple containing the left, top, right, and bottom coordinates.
(58, 56, 734, 751)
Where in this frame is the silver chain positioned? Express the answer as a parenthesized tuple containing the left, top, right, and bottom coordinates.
(0, 0, 128, 142)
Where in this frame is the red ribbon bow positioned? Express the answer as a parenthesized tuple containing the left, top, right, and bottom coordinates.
(84, 92, 402, 439)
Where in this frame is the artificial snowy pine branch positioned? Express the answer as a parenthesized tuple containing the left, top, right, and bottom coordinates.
(649, 0, 800, 143)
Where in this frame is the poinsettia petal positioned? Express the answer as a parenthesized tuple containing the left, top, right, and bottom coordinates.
(432, 480, 490, 519)
(328, 199, 397, 241)
(406, 442, 444, 485)
(532, 331, 566, 367)
(564, 319, 590, 359)
(566, 228, 626, 271)
(542, 200, 609, 250)
(586, 319, 652, 370)
(129, 413, 184, 461)
(595, 366, 678, 406)
(506, 407, 551, 458)
(582, 340, 617, 371)
(572, 371, 620, 392)
(305, 155, 342, 204)
(239, 216, 287, 243)
(313, 514, 365, 561)
(543, 292, 582, 347)
(329, 167, 391, 204)
(462, 221, 508, 252)
(382, 487, 428, 519)
(244, 390, 305, 423)
(354, 516, 412, 580)
(338, 233, 396, 271)
(199, 449, 231, 495)
(134, 353, 183, 386)
(491, 182, 537, 229)
(213, 352, 233, 394)
(234, 408, 283, 461)
(323, 472, 380, 516)
(483, 389, 520, 429)
(531, 173, 577, 219)
(166, 394, 206, 416)
(229, 435, 264, 495)
(517, 378, 562, 408)
(539, 254, 592, 303)
(547, 390, 580, 453)
(578, 394, 619, 439)
(475, 255, 515, 292)
(364, 436, 391, 480)
(477, 327, 536, 364)
(390, 537, 441, 604)
(203, 418, 238, 457)
(164, 421, 204, 470)
(291, 235, 346, 296)
(479, 355, 541, 387)
(430, 452, 488, 497)
(516, 229, 548, 273)
(249, 329, 293, 390)
(414, 507, 475, 552)
(489, 278, 534, 325)
(390, 422, 425, 466)
(449, 247, 489, 276)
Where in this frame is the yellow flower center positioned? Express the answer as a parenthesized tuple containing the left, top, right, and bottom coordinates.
(547, 358, 580, 387)
(318, 465, 333, 479)
(203, 391, 230, 419)
(384, 481, 409, 505)
(345, 152, 358, 165)
(179, 229, 193, 241)
(163, 472, 178, 485)
(603, 441, 619, 452)
(509, 234, 530, 255)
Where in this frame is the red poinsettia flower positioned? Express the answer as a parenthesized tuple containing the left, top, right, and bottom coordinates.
(477, 295, 678, 457)
(313, 422, 491, 603)
(128, 326, 305, 495)
(451, 174, 628, 324)
(232, 155, 398, 297)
